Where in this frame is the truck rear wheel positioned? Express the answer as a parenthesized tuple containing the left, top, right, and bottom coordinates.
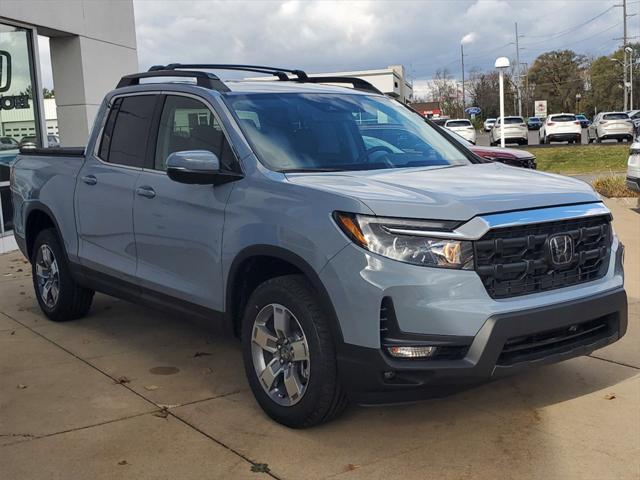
(241, 275, 347, 428)
(32, 229, 94, 322)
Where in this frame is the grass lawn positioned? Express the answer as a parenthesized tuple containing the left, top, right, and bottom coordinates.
(523, 144, 629, 175)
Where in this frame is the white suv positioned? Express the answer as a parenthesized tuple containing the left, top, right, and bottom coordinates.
(587, 112, 634, 143)
(444, 119, 476, 144)
(540, 114, 582, 144)
(489, 116, 528, 146)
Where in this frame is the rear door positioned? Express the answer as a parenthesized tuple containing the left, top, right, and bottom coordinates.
(75, 93, 159, 280)
(132, 93, 240, 311)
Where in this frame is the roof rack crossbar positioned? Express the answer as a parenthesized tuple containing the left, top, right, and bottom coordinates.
(296, 76, 382, 94)
(117, 64, 382, 95)
(149, 63, 308, 81)
(116, 70, 230, 91)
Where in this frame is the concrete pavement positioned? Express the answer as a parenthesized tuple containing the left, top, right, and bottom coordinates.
(1, 198, 638, 479)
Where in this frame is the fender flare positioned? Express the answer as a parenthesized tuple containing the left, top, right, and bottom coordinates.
(225, 245, 344, 343)
(23, 201, 69, 261)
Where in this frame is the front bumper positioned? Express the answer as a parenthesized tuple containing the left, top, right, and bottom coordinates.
(338, 287, 627, 404)
(626, 176, 640, 192)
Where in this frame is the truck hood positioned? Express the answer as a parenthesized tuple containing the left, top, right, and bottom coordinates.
(285, 162, 599, 220)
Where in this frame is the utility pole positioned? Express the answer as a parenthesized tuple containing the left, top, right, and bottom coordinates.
(615, 0, 635, 110)
(460, 44, 465, 113)
(624, 0, 628, 111)
(515, 22, 522, 117)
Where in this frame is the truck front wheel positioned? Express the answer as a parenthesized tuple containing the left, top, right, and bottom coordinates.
(241, 275, 347, 428)
(31, 229, 94, 322)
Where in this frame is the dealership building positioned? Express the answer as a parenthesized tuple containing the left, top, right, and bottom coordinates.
(0, 0, 138, 252)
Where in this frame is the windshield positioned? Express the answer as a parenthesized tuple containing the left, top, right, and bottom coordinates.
(529, 117, 540, 121)
(226, 93, 470, 172)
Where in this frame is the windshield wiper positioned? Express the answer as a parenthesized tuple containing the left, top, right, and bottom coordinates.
(278, 167, 345, 173)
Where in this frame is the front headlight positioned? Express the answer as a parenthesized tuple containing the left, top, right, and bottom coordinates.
(333, 212, 474, 269)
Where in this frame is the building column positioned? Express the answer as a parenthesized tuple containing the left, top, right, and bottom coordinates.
(49, 35, 137, 146)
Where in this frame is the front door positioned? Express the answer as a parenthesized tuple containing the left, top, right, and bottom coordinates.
(76, 94, 158, 280)
(132, 94, 240, 311)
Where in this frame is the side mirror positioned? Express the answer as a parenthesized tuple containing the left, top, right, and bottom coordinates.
(166, 150, 221, 185)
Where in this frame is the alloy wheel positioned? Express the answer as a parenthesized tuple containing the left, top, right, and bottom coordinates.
(35, 244, 60, 309)
(251, 303, 310, 406)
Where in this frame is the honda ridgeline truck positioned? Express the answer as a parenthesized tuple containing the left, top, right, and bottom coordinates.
(10, 65, 627, 428)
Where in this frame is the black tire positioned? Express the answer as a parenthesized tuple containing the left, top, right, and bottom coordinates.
(241, 275, 347, 428)
(31, 229, 94, 322)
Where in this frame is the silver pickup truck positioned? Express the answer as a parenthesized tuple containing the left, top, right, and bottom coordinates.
(10, 64, 627, 428)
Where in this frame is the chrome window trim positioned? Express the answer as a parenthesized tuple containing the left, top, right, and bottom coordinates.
(386, 202, 610, 241)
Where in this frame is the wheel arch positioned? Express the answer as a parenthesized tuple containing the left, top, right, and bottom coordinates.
(225, 245, 343, 343)
(24, 203, 67, 262)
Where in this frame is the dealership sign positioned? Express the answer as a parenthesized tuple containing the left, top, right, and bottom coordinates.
(0, 50, 29, 111)
(464, 106, 481, 115)
(534, 100, 547, 118)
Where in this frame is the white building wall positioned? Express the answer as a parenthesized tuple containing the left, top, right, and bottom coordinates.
(0, 0, 138, 146)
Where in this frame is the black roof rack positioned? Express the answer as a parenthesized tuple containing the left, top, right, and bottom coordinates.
(116, 63, 383, 95)
(296, 76, 381, 94)
(148, 63, 309, 81)
(116, 70, 230, 91)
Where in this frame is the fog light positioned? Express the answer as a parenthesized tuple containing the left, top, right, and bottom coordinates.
(387, 346, 437, 358)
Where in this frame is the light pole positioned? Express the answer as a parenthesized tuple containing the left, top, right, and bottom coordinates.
(611, 57, 628, 110)
(576, 93, 581, 113)
(626, 46, 633, 110)
(495, 57, 510, 148)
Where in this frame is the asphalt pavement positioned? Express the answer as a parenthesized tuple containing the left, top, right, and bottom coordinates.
(0, 198, 638, 480)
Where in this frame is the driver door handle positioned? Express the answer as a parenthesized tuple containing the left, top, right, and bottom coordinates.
(136, 186, 156, 199)
(81, 175, 97, 186)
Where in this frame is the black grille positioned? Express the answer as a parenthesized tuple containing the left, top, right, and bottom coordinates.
(474, 215, 612, 299)
(498, 315, 616, 366)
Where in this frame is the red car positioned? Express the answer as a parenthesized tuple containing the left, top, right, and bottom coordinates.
(446, 129, 537, 169)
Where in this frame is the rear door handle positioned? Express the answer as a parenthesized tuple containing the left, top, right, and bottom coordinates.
(81, 175, 97, 186)
(136, 186, 156, 199)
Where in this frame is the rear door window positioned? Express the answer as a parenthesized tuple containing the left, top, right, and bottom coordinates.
(99, 95, 157, 168)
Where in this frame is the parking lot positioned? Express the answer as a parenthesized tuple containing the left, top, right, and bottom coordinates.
(474, 128, 627, 147)
(0, 197, 638, 480)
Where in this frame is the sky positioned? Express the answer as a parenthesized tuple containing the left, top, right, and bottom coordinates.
(37, 0, 640, 93)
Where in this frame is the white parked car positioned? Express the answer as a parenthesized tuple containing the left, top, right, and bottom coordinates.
(587, 112, 634, 143)
(489, 116, 528, 146)
(444, 119, 476, 144)
(627, 141, 640, 192)
(539, 113, 582, 144)
(483, 118, 496, 132)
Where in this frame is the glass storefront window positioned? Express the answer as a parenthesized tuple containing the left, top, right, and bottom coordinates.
(1, 22, 41, 238)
